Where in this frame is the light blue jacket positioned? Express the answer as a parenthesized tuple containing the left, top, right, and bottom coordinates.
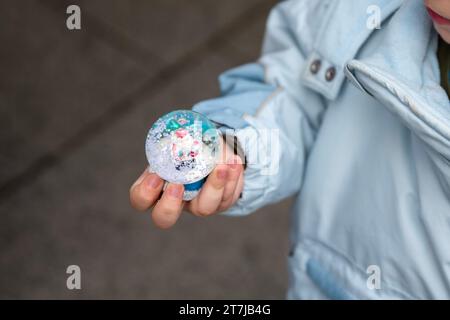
(193, 0, 450, 299)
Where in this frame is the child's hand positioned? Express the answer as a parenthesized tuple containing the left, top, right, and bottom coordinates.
(129, 140, 244, 229)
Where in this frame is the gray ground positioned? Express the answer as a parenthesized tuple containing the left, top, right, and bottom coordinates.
(0, 0, 293, 299)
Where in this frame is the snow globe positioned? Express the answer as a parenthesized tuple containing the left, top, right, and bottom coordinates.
(145, 110, 221, 200)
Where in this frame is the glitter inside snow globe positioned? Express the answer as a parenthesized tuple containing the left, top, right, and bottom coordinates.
(145, 110, 221, 200)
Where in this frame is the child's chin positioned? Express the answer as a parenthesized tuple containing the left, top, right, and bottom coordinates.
(435, 24, 450, 43)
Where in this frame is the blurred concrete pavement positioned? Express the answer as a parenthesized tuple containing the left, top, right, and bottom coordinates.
(0, 0, 293, 299)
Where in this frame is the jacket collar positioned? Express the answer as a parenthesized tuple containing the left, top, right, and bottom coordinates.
(346, 0, 450, 151)
(302, 0, 403, 100)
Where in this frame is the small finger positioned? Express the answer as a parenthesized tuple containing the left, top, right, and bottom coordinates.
(130, 170, 164, 211)
(152, 183, 184, 229)
(219, 168, 244, 212)
(221, 159, 243, 204)
(189, 164, 228, 216)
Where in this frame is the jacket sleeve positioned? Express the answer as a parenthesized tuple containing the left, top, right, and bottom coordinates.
(192, 1, 326, 216)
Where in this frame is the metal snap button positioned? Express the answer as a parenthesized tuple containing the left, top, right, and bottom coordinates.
(310, 59, 321, 74)
(325, 66, 336, 82)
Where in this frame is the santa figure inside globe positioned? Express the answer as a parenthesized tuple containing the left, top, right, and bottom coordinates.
(145, 110, 221, 200)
